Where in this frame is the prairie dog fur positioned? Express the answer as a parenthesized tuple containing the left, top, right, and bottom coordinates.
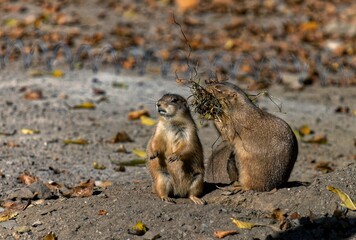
(146, 94, 205, 204)
(206, 82, 298, 191)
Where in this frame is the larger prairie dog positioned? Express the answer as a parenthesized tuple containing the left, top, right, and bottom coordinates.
(205, 82, 298, 191)
(146, 94, 205, 204)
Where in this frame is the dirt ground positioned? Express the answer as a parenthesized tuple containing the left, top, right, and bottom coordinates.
(0, 0, 356, 239)
(0, 69, 355, 240)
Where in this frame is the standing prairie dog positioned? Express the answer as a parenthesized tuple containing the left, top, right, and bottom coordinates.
(205, 82, 298, 191)
(146, 94, 205, 204)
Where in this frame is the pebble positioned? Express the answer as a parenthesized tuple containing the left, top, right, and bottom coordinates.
(0, 220, 17, 230)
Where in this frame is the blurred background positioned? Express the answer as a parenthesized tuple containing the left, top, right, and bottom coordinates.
(0, 0, 355, 89)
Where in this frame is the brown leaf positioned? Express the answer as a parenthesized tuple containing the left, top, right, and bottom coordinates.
(175, 0, 200, 13)
(128, 109, 150, 120)
(335, 106, 350, 114)
(314, 161, 334, 173)
(68, 179, 95, 198)
(303, 134, 328, 144)
(92, 87, 106, 95)
(43, 232, 57, 240)
(24, 89, 43, 100)
(271, 208, 284, 222)
(44, 181, 63, 191)
(18, 171, 39, 185)
(107, 131, 133, 143)
(95, 180, 112, 188)
(213, 230, 238, 238)
(93, 161, 106, 170)
(98, 209, 108, 215)
(289, 212, 301, 220)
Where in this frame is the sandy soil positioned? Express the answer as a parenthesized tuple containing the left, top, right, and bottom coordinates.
(0, 69, 355, 239)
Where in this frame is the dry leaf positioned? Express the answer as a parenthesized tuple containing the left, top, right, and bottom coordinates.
(140, 116, 156, 126)
(24, 89, 43, 100)
(335, 106, 350, 114)
(18, 171, 39, 185)
(51, 69, 64, 78)
(303, 134, 328, 144)
(132, 149, 147, 158)
(95, 180, 112, 188)
(98, 209, 108, 215)
(107, 131, 133, 143)
(21, 128, 40, 135)
(128, 221, 147, 236)
(93, 161, 106, 170)
(271, 208, 284, 222)
(63, 139, 88, 145)
(289, 212, 301, 220)
(175, 0, 200, 13)
(116, 159, 146, 167)
(112, 82, 128, 89)
(299, 21, 319, 31)
(116, 144, 128, 153)
(0, 210, 19, 222)
(214, 230, 238, 238)
(43, 232, 57, 240)
(231, 218, 257, 229)
(44, 181, 63, 191)
(72, 102, 96, 109)
(314, 161, 334, 173)
(128, 109, 150, 120)
(327, 186, 356, 211)
(68, 179, 95, 198)
(299, 125, 312, 136)
(92, 87, 106, 95)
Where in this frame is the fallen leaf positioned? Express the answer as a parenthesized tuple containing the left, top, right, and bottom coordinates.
(21, 128, 40, 135)
(4, 18, 18, 27)
(67, 179, 95, 198)
(231, 218, 257, 229)
(298, 125, 312, 136)
(95, 180, 112, 188)
(5, 141, 20, 148)
(116, 144, 128, 153)
(63, 139, 88, 145)
(44, 181, 63, 191)
(314, 161, 334, 173)
(299, 21, 319, 32)
(132, 149, 147, 158)
(0, 130, 16, 136)
(15, 226, 31, 233)
(289, 212, 301, 220)
(128, 221, 147, 236)
(115, 159, 146, 167)
(98, 209, 108, 215)
(107, 131, 133, 143)
(0, 210, 19, 222)
(175, 0, 200, 13)
(24, 89, 43, 100)
(72, 102, 96, 109)
(43, 232, 57, 240)
(114, 165, 126, 172)
(271, 208, 284, 222)
(303, 134, 327, 144)
(93, 161, 106, 170)
(335, 106, 350, 114)
(327, 186, 356, 211)
(18, 171, 39, 185)
(51, 69, 64, 78)
(92, 87, 106, 95)
(214, 230, 238, 238)
(29, 70, 45, 77)
(112, 82, 128, 89)
(140, 116, 156, 126)
(128, 109, 150, 120)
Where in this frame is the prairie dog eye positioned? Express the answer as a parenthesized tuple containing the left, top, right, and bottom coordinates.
(170, 98, 179, 103)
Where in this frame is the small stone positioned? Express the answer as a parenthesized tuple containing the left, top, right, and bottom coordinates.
(32, 220, 42, 227)
(0, 220, 17, 229)
(7, 188, 34, 200)
(15, 225, 31, 233)
(143, 231, 161, 240)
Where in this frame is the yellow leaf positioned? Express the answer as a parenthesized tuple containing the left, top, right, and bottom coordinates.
(0, 210, 19, 222)
(299, 125, 312, 136)
(299, 21, 319, 31)
(131, 221, 147, 236)
(231, 218, 257, 229)
(4, 18, 18, 27)
(73, 102, 96, 109)
(132, 149, 147, 158)
(43, 232, 57, 240)
(327, 186, 356, 211)
(140, 116, 156, 126)
(224, 39, 235, 50)
(52, 69, 64, 78)
(303, 134, 327, 144)
(21, 128, 40, 135)
(92, 161, 106, 170)
(63, 139, 88, 145)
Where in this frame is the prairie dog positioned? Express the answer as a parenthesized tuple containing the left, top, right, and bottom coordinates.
(146, 94, 205, 204)
(205, 82, 298, 191)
